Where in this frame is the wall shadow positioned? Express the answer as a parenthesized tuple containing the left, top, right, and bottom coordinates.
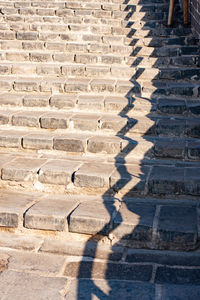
(75, 0, 185, 299)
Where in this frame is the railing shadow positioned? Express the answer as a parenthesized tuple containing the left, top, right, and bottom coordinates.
(75, 0, 184, 298)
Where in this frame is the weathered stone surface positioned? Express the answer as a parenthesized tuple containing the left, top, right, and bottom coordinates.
(0, 130, 25, 148)
(0, 270, 67, 300)
(1, 157, 47, 182)
(53, 133, 90, 153)
(148, 166, 185, 195)
(74, 163, 115, 188)
(40, 238, 123, 261)
(155, 266, 200, 285)
(12, 111, 46, 127)
(69, 199, 118, 235)
(159, 284, 200, 300)
(64, 260, 153, 281)
(6, 250, 65, 275)
(87, 136, 121, 154)
(112, 203, 156, 246)
(77, 95, 104, 111)
(23, 95, 49, 107)
(71, 113, 101, 131)
(25, 195, 79, 231)
(0, 190, 38, 227)
(65, 280, 155, 300)
(50, 94, 76, 109)
(22, 133, 54, 150)
(38, 159, 82, 185)
(110, 164, 150, 195)
(0, 232, 42, 251)
(185, 168, 200, 195)
(156, 205, 198, 250)
(40, 112, 72, 129)
(0, 254, 9, 273)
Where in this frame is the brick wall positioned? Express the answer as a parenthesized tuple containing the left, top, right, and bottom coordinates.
(190, 0, 200, 39)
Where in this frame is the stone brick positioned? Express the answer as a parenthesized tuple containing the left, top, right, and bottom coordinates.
(156, 119, 186, 137)
(104, 96, 129, 113)
(22, 133, 54, 150)
(14, 80, 39, 92)
(112, 203, 156, 245)
(64, 260, 152, 281)
(69, 199, 119, 235)
(12, 63, 37, 75)
(148, 166, 185, 195)
(40, 79, 65, 93)
(75, 54, 98, 64)
(0, 232, 43, 251)
(0, 79, 13, 91)
(0, 190, 38, 227)
(40, 237, 123, 261)
(38, 159, 82, 186)
(0, 271, 67, 300)
(90, 79, 115, 93)
(23, 95, 49, 107)
(110, 164, 150, 195)
(53, 53, 74, 62)
(156, 205, 198, 250)
(6, 52, 29, 61)
(65, 79, 90, 92)
(36, 64, 61, 76)
(7, 250, 65, 276)
(25, 195, 80, 231)
(70, 113, 101, 131)
(77, 95, 104, 111)
(53, 133, 89, 153)
(86, 65, 110, 77)
(0, 110, 13, 125)
(62, 64, 85, 77)
(0, 31, 16, 40)
(40, 112, 71, 129)
(87, 136, 121, 154)
(100, 115, 128, 133)
(30, 52, 52, 62)
(0, 130, 25, 148)
(12, 111, 46, 127)
(159, 284, 200, 300)
(1, 157, 46, 182)
(153, 138, 186, 159)
(17, 32, 38, 40)
(184, 168, 200, 195)
(74, 163, 115, 188)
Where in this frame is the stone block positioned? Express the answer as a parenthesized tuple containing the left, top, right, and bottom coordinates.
(2, 157, 46, 182)
(40, 112, 71, 129)
(0, 130, 24, 148)
(104, 96, 129, 113)
(22, 133, 54, 150)
(0, 271, 67, 300)
(64, 261, 152, 281)
(0, 190, 38, 227)
(62, 64, 85, 77)
(38, 159, 82, 185)
(100, 115, 127, 133)
(156, 119, 186, 137)
(53, 133, 89, 153)
(90, 79, 115, 93)
(25, 195, 80, 231)
(74, 163, 115, 188)
(157, 99, 187, 114)
(0, 232, 42, 251)
(30, 52, 52, 62)
(159, 284, 200, 299)
(148, 166, 185, 195)
(50, 94, 76, 109)
(17, 32, 37, 40)
(153, 138, 186, 159)
(110, 164, 150, 195)
(77, 95, 104, 111)
(14, 80, 39, 92)
(0, 110, 13, 125)
(65, 79, 90, 92)
(156, 205, 197, 250)
(69, 199, 119, 235)
(112, 203, 155, 245)
(87, 136, 121, 154)
(70, 113, 101, 131)
(12, 111, 46, 127)
(185, 168, 200, 195)
(186, 120, 200, 138)
(23, 95, 49, 107)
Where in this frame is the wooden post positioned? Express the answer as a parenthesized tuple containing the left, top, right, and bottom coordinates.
(168, 0, 175, 26)
(184, 0, 189, 26)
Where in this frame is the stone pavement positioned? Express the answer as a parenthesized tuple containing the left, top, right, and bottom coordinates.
(0, 239, 200, 300)
(0, 0, 200, 298)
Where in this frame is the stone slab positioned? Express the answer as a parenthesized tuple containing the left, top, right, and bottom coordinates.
(25, 195, 80, 231)
(160, 284, 200, 300)
(74, 162, 115, 188)
(69, 199, 119, 235)
(38, 159, 82, 185)
(65, 279, 155, 300)
(0, 270, 67, 300)
(1, 157, 47, 181)
(87, 136, 121, 154)
(53, 133, 90, 153)
(112, 203, 156, 245)
(0, 190, 40, 227)
(22, 133, 54, 150)
(0, 232, 43, 251)
(64, 260, 153, 281)
(156, 205, 198, 250)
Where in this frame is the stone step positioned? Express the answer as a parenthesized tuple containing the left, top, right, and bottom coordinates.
(1, 62, 200, 81)
(0, 128, 200, 161)
(1, 107, 200, 137)
(0, 151, 200, 196)
(0, 190, 199, 251)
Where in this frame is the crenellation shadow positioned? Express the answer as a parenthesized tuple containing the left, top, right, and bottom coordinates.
(75, 0, 189, 298)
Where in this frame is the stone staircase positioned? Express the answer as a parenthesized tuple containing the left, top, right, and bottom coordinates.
(0, 0, 200, 288)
